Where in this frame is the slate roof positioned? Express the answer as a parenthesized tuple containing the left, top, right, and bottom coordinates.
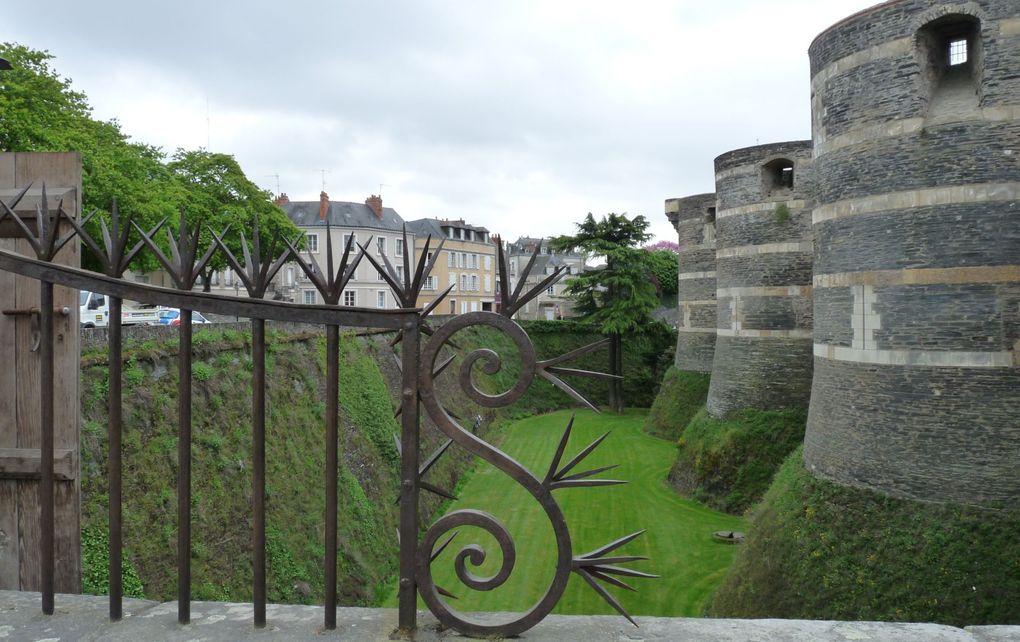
(282, 200, 406, 233)
(406, 218, 493, 242)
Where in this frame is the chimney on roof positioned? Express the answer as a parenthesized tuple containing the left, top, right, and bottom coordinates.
(366, 194, 383, 219)
(274, 192, 290, 206)
(319, 191, 329, 220)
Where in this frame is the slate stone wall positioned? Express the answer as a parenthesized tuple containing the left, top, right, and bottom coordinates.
(667, 193, 717, 373)
(804, 0, 1020, 506)
(706, 142, 815, 417)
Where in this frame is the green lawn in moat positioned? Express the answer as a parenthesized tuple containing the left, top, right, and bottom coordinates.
(394, 408, 745, 617)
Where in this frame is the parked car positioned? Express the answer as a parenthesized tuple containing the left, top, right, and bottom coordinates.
(158, 309, 210, 326)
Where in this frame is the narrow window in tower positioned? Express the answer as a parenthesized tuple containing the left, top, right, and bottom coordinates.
(949, 39, 967, 65)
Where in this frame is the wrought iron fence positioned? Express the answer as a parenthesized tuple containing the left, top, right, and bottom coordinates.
(0, 186, 654, 637)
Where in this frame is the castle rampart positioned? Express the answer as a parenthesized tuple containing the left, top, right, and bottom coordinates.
(803, 0, 1020, 506)
(667, 193, 717, 372)
(705, 141, 815, 417)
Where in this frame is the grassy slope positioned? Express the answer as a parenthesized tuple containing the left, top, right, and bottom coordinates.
(711, 447, 1020, 625)
(644, 367, 711, 441)
(669, 407, 806, 515)
(402, 409, 745, 617)
(80, 328, 402, 605)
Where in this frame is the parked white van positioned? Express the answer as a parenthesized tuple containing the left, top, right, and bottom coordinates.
(79, 290, 109, 328)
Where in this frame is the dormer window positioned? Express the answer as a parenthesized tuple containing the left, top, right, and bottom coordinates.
(762, 158, 795, 196)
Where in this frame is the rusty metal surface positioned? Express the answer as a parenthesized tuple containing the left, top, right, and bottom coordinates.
(0, 190, 653, 638)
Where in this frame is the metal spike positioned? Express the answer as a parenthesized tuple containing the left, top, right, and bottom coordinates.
(574, 569, 637, 627)
(555, 432, 611, 479)
(577, 530, 647, 560)
(543, 415, 575, 486)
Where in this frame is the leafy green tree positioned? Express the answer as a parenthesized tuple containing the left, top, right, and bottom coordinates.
(1, 43, 181, 271)
(646, 248, 679, 297)
(551, 213, 657, 411)
(0, 43, 299, 278)
(167, 149, 298, 289)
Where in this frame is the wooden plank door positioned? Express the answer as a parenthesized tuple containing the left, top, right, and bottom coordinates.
(0, 152, 82, 593)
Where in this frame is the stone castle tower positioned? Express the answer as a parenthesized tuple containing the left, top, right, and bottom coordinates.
(666, 193, 717, 373)
(705, 141, 815, 417)
(803, 0, 1020, 506)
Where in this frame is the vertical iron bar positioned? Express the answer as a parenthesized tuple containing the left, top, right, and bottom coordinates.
(108, 297, 123, 620)
(397, 320, 420, 631)
(324, 324, 339, 630)
(178, 309, 192, 624)
(252, 317, 266, 628)
(39, 282, 54, 615)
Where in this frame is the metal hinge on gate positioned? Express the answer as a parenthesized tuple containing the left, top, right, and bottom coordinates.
(1, 306, 71, 352)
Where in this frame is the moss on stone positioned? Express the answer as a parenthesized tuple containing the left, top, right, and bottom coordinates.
(643, 367, 711, 441)
(669, 406, 806, 514)
(709, 447, 1020, 625)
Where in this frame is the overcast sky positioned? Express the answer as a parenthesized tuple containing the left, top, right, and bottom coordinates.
(2, 0, 873, 244)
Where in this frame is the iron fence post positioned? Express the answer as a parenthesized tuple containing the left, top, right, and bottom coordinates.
(108, 296, 123, 620)
(397, 320, 420, 631)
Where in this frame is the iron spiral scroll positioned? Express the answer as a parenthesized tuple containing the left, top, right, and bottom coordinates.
(415, 310, 657, 637)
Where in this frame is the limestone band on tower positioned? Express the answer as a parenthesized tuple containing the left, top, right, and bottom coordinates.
(705, 141, 815, 418)
(666, 193, 717, 372)
(804, 0, 1020, 507)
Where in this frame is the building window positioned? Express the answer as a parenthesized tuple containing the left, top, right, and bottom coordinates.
(396, 238, 404, 256)
(916, 14, 981, 100)
(343, 290, 356, 307)
(949, 38, 967, 65)
(471, 274, 479, 291)
(343, 233, 357, 249)
(547, 286, 555, 295)
(424, 275, 437, 291)
(285, 268, 295, 286)
(484, 274, 491, 292)
(211, 271, 220, 286)
(303, 290, 317, 305)
(449, 299, 456, 314)
(377, 237, 386, 254)
(461, 274, 469, 291)
(484, 255, 492, 271)
(447, 251, 455, 268)
(449, 272, 457, 289)
(762, 158, 794, 195)
(377, 268, 387, 281)
(396, 265, 405, 284)
(306, 233, 319, 253)
(377, 290, 387, 308)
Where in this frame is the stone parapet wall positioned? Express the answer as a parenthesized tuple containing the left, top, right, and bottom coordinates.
(804, 0, 1020, 506)
(706, 142, 814, 416)
(668, 193, 718, 373)
(4, 591, 1018, 641)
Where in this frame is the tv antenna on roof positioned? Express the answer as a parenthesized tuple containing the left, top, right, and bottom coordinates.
(266, 174, 280, 196)
(319, 169, 329, 192)
(379, 183, 387, 197)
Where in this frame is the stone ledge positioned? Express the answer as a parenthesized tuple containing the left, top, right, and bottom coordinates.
(2, 591, 1018, 641)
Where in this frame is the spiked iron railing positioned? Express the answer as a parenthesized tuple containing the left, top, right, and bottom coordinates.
(0, 189, 655, 638)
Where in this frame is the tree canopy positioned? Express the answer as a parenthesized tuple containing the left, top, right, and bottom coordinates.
(550, 212, 658, 335)
(0, 42, 298, 274)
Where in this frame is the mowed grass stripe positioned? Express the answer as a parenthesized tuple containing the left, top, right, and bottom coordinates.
(414, 408, 745, 617)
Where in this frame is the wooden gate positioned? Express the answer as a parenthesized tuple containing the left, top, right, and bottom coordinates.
(0, 152, 81, 592)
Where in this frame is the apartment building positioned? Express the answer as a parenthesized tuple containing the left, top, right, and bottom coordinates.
(503, 237, 586, 320)
(405, 218, 497, 314)
(277, 192, 413, 308)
